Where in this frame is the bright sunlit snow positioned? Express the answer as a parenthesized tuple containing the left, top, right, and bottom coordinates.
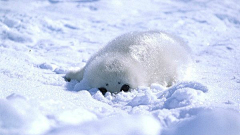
(0, 0, 240, 135)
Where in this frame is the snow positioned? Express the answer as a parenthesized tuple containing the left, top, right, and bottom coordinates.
(47, 114, 161, 135)
(0, 0, 240, 135)
(162, 108, 240, 135)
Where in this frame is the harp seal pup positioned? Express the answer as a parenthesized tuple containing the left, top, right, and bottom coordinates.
(65, 31, 192, 94)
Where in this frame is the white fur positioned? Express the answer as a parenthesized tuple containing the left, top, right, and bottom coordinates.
(66, 31, 192, 93)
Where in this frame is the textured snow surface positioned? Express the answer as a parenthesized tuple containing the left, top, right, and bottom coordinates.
(0, 0, 240, 135)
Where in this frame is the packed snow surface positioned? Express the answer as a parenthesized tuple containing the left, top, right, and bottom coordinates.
(0, 0, 240, 135)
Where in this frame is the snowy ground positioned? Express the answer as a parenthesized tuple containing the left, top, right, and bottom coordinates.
(0, 0, 240, 135)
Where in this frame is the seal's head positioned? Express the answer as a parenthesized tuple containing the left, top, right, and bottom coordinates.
(84, 53, 146, 95)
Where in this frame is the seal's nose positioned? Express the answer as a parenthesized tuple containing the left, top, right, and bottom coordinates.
(120, 84, 130, 92)
(98, 87, 107, 95)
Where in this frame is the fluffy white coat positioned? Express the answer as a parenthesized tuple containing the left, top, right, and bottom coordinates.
(65, 31, 192, 93)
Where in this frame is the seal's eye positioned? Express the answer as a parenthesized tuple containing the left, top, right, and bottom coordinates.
(98, 87, 107, 95)
(120, 84, 130, 92)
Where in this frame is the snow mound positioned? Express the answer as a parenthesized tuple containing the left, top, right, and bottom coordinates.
(89, 81, 208, 111)
(163, 108, 240, 135)
(163, 88, 206, 109)
(162, 81, 208, 109)
(47, 114, 161, 135)
(160, 81, 208, 99)
(0, 94, 50, 135)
